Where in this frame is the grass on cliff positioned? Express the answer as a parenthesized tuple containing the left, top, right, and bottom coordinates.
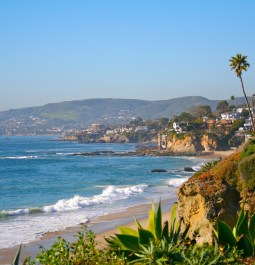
(191, 139, 255, 193)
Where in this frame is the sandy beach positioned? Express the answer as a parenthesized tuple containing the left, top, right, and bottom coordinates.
(197, 149, 236, 160)
(0, 198, 176, 265)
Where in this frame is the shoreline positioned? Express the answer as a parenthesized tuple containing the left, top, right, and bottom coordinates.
(196, 150, 236, 160)
(0, 198, 176, 265)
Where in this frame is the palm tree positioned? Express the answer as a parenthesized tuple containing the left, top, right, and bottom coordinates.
(229, 54, 255, 131)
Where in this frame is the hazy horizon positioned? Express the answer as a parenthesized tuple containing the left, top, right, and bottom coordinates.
(1, 0, 255, 111)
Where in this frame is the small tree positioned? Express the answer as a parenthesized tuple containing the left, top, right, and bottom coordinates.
(216, 100, 229, 113)
(230, 54, 254, 131)
(189, 105, 212, 119)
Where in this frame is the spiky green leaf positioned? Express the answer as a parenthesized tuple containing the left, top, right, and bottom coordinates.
(248, 214, 255, 242)
(133, 215, 143, 230)
(138, 229, 155, 245)
(115, 234, 139, 251)
(148, 202, 156, 235)
(237, 211, 249, 238)
(162, 221, 169, 240)
(105, 236, 126, 249)
(237, 235, 254, 257)
(118, 226, 139, 237)
(155, 201, 162, 240)
(236, 208, 245, 237)
(12, 245, 21, 265)
(170, 203, 177, 231)
(172, 220, 181, 244)
(217, 220, 236, 246)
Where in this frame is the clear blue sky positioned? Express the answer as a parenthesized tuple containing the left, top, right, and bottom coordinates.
(1, 0, 255, 111)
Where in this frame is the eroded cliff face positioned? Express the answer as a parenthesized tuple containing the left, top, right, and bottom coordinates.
(167, 135, 204, 152)
(201, 134, 218, 152)
(178, 176, 240, 244)
(166, 134, 219, 153)
(177, 152, 242, 244)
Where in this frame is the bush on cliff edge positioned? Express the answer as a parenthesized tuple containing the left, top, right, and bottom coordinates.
(239, 153, 255, 190)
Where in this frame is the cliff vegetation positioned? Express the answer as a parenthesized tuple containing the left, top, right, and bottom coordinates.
(177, 139, 255, 244)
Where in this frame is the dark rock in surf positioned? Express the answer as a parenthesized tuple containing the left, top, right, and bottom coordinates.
(151, 169, 167, 173)
(184, 167, 195, 172)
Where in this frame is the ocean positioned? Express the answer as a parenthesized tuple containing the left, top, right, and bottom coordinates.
(0, 136, 203, 248)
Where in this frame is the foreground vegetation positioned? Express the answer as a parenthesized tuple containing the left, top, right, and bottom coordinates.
(14, 202, 254, 265)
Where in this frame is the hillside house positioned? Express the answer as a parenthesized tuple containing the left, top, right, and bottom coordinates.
(220, 112, 241, 121)
(173, 122, 185, 133)
(244, 118, 252, 130)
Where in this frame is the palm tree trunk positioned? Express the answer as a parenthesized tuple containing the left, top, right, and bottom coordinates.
(240, 76, 255, 131)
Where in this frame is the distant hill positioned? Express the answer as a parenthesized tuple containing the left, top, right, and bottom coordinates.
(0, 96, 249, 135)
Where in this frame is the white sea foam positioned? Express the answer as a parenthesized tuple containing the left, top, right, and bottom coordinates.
(1, 155, 38, 159)
(43, 184, 147, 212)
(0, 212, 90, 248)
(167, 177, 189, 187)
(2, 184, 148, 216)
(192, 165, 202, 171)
(0, 184, 148, 248)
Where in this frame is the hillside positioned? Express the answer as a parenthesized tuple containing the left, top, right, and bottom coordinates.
(0, 96, 247, 135)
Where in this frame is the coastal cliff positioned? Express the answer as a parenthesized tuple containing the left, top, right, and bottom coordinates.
(166, 133, 218, 153)
(177, 140, 255, 244)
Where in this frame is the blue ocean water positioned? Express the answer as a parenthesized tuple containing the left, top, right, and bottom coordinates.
(0, 136, 203, 248)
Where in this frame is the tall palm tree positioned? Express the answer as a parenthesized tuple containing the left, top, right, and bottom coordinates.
(229, 54, 255, 131)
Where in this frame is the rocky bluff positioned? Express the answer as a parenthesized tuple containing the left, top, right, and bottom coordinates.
(176, 140, 255, 244)
(165, 134, 222, 153)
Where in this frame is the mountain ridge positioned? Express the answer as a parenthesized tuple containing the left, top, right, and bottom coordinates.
(0, 96, 248, 135)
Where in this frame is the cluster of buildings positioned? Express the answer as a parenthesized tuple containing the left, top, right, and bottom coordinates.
(158, 107, 254, 150)
(64, 123, 150, 142)
(0, 114, 84, 135)
(171, 107, 253, 135)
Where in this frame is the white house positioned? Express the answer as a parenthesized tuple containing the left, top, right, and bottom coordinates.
(220, 112, 241, 121)
(244, 118, 252, 130)
(173, 122, 184, 133)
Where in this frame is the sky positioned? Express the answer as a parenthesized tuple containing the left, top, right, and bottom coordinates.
(1, 0, 255, 111)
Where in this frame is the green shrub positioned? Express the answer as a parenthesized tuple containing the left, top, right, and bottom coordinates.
(239, 154, 255, 190)
(240, 141, 255, 159)
(193, 159, 221, 178)
(25, 228, 126, 265)
(180, 242, 241, 265)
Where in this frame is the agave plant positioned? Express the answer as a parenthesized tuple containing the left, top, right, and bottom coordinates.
(216, 209, 255, 257)
(12, 245, 21, 265)
(105, 202, 188, 262)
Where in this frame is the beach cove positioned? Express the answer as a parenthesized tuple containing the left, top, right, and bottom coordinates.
(0, 136, 208, 264)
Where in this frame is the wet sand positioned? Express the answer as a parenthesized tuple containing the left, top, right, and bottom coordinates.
(0, 198, 176, 265)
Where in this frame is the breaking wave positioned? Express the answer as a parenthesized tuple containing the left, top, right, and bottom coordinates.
(167, 177, 189, 187)
(1, 184, 148, 217)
